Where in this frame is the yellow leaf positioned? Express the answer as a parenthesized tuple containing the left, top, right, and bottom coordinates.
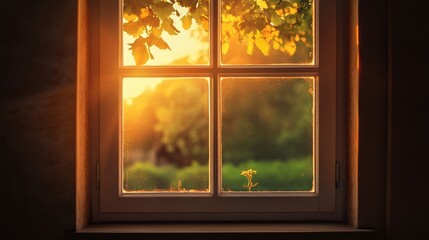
(123, 13, 138, 22)
(162, 18, 180, 35)
(151, 2, 174, 20)
(283, 40, 297, 56)
(123, 21, 143, 37)
(261, 25, 272, 39)
(222, 13, 237, 23)
(273, 40, 280, 50)
(257, 0, 269, 9)
(255, 37, 270, 55)
(200, 16, 209, 32)
(140, 8, 150, 19)
(130, 37, 149, 65)
(154, 36, 171, 50)
(222, 42, 230, 55)
(222, 22, 233, 35)
(152, 27, 162, 37)
(295, 34, 300, 42)
(247, 39, 254, 55)
(182, 15, 193, 30)
(289, 5, 298, 15)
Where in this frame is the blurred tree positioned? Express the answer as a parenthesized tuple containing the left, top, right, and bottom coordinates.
(124, 77, 313, 168)
(124, 79, 209, 167)
(222, 78, 313, 164)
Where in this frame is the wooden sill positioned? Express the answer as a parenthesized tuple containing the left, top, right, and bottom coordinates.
(72, 223, 375, 240)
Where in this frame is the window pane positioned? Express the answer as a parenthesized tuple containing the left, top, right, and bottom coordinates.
(122, 0, 210, 66)
(122, 77, 210, 193)
(221, 77, 314, 192)
(220, 0, 314, 65)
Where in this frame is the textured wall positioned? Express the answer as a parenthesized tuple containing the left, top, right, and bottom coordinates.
(0, 0, 77, 239)
(388, 0, 429, 239)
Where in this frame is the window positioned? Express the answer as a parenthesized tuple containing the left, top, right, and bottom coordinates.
(92, 0, 343, 222)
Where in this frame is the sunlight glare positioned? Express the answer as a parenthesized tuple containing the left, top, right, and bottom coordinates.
(123, 78, 163, 101)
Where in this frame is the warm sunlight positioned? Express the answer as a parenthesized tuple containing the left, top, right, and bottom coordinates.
(122, 3, 209, 66)
(122, 77, 210, 193)
(122, 78, 163, 103)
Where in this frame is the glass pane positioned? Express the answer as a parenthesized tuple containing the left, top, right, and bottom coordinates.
(122, 0, 210, 66)
(220, 0, 314, 65)
(221, 77, 314, 192)
(122, 77, 210, 193)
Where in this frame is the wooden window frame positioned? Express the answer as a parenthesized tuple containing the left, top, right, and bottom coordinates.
(87, 0, 346, 223)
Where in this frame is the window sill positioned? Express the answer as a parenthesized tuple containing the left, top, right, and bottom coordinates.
(72, 223, 374, 240)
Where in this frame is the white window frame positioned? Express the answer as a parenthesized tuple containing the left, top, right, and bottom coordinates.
(90, 0, 344, 222)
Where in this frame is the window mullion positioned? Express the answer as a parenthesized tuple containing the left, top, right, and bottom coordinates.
(212, 0, 220, 197)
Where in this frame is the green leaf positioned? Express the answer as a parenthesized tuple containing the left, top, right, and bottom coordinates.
(129, 36, 149, 65)
(123, 21, 143, 37)
(271, 14, 283, 27)
(151, 1, 175, 20)
(181, 15, 193, 30)
(286, 14, 297, 25)
(162, 17, 180, 35)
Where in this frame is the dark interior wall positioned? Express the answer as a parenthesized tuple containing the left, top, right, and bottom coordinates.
(0, 1, 77, 239)
(388, 0, 429, 239)
(0, 0, 428, 239)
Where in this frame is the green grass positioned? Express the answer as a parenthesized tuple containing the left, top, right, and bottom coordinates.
(124, 158, 313, 192)
(222, 158, 313, 191)
(124, 161, 209, 191)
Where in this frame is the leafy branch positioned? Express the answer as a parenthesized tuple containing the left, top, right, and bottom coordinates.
(221, 0, 313, 58)
(123, 0, 313, 65)
(123, 0, 209, 65)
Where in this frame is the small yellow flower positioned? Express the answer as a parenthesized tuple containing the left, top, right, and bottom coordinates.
(240, 169, 258, 191)
(240, 169, 257, 177)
